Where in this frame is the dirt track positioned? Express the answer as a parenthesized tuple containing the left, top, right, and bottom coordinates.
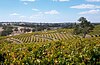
(0, 27, 3, 32)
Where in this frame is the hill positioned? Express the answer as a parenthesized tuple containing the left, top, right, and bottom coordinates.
(89, 25, 100, 35)
(1, 29, 80, 44)
(0, 27, 100, 65)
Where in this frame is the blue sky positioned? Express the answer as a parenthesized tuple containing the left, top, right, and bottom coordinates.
(0, 0, 100, 23)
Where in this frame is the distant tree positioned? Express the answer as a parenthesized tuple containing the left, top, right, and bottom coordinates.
(14, 27, 18, 33)
(32, 29, 36, 32)
(47, 28, 51, 30)
(1, 28, 13, 36)
(2, 26, 7, 30)
(0, 23, 2, 27)
(1, 26, 13, 36)
(73, 17, 94, 38)
(26, 28, 31, 32)
(20, 28, 24, 32)
(23, 28, 31, 33)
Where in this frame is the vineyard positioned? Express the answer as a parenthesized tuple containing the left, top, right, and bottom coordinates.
(4, 27, 99, 44)
(0, 28, 100, 65)
(0, 37, 100, 65)
(3, 29, 80, 43)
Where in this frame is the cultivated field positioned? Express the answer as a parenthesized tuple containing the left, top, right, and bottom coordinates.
(0, 25, 100, 65)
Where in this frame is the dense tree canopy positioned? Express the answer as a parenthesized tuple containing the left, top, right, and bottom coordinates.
(74, 17, 94, 38)
(1, 26, 13, 36)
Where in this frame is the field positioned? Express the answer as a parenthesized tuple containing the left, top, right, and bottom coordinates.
(0, 26, 100, 65)
(3, 29, 80, 44)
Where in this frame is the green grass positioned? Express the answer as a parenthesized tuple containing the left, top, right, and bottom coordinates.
(89, 25, 100, 35)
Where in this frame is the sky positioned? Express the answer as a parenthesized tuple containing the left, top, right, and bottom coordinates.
(0, 0, 100, 23)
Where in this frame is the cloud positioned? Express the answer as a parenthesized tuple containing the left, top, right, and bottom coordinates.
(44, 10, 59, 15)
(86, 0, 100, 2)
(79, 9, 100, 14)
(70, 4, 100, 9)
(10, 13, 20, 16)
(32, 8, 39, 11)
(53, 0, 70, 2)
(20, 0, 35, 2)
(23, 2, 28, 5)
(20, 16, 26, 18)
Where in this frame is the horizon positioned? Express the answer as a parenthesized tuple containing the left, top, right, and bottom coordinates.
(0, 0, 100, 23)
(0, 21, 100, 23)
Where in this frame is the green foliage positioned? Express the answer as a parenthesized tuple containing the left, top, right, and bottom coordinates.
(0, 37, 100, 65)
(14, 27, 18, 32)
(0, 28, 100, 64)
(73, 17, 94, 38)
(24, 28, 31, 33)
(89, 25, 100, 35)
(1, 26, 13, 36)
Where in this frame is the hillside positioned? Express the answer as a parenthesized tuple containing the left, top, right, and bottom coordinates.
(0, 0, 100, 64)
(89, 25, 100, 35)
(1, 29, 80, 44)
(0, 37, 100, 65)
(0, 27, 100, 65)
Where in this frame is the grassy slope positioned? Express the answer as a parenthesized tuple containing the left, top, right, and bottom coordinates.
(0, 37, 100, 65)
(89, 25, 100, 35)
(0, 28, 100, 65)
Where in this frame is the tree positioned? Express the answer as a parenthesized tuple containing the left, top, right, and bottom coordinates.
(1, 26, 13, 36)
(73, 17, 94, 38)
(20, 28, 23, 32)
(32, 29, 36, 32)
(26, 28, 31, 32)
(1, 28, 13, 36)
(14, 27, 18, 33)
(23, 28, 31, 33)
